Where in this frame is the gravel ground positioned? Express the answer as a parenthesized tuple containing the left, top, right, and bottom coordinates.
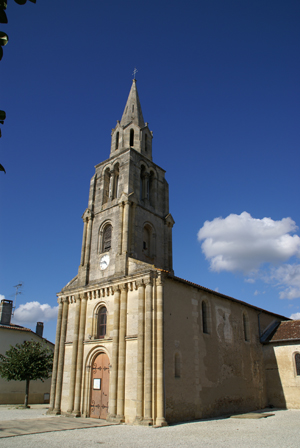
(0, 406, 299, 448)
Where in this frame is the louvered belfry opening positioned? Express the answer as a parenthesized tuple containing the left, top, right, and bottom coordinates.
(103, 225, 112, 252)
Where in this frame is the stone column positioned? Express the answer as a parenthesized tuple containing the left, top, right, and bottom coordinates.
(48, 298, 63, 412)
(144, 277, 153, 425)
(122, 201, 130, 255)
(130, 202, 137, 256)
(80, 219, 88, 266)
(85, 216, 93, 268)
(67, 295, 81, 414)
(116, 283, 128, 421)
(109, 170, 115, 199)
(135, 280, 145, 423)
(73, 293, 87, 416)
(118, 203, 124, 255)
(53, 297, 69, 414)
(168, 224, 173, 272)
(156, 275, 167, 426)
(107, 286, 121, 420)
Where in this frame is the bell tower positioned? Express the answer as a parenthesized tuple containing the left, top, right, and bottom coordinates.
(78, 79, 174, 286)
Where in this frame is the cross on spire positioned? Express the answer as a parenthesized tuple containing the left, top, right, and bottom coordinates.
(132, 67, 138, 79)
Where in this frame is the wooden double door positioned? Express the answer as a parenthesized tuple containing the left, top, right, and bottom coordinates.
(90, 352, 110, 419)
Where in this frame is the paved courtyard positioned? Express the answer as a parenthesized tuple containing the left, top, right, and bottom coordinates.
(0, 405, 299, 448)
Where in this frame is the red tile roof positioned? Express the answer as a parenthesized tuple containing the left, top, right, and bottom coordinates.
(269, 320, 300, 342)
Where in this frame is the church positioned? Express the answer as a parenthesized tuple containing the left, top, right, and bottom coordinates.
(48, 80, 299, 425)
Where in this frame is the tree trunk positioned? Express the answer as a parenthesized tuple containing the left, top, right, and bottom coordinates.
(24, 378, 30, 408)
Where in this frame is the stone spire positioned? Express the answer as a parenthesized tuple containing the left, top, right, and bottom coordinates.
(120, 79, 145, 128)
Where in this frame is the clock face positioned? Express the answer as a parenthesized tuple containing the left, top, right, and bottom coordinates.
(100, 254, 110, 270)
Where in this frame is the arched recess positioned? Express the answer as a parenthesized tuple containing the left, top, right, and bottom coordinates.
(115, 132, 119, 150)
(142, 222, 156, 259)
(103, 167, 111, 204)
(243, 312, 250, 342)
(294, 352, 300, 376)
(98, 221, 113, 254)
(83, 347, 110, 419)
(130, 128, 134, 147)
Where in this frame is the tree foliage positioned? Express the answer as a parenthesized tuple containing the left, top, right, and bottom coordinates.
(0, 340, 53, 382)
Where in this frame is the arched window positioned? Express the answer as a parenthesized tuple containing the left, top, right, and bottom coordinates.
(103, 168, 111, 204)
(202, 301, 208, 334)
(175, 353, 181, 378)
(295, 353, 300, 376)
(115, 132, 119, 150)
(145, 134, 148, 152)
(143, 225, 151, 256)
(102, 224, 112, 252)
(243, 313, 249, 341)
(130, 129, 134, 147)
(97, 307, 107, 339)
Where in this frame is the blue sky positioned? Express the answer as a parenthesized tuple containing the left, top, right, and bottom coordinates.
(0, 0, 299, 343)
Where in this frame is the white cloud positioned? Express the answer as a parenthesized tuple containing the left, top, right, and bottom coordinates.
(269, 264, 300, 300)
(290, 312, 300, 320)
(198, 212, 300, 274)
(12, 301, 58, 325)
(245, 278, 255, 284)
(0, 294, 5, 301)
(254, 290, 259, 296)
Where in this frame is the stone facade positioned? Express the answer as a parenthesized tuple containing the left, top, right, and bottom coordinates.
(49, 80, 298, 424)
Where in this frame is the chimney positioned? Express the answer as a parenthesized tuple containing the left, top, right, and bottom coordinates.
(0, 299, 13, 325)
(36, 322, 44, 338)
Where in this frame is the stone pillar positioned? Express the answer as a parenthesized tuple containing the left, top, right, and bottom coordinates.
(53, 297, 69, 414)
(67, 295, 81, 414)
(116, 283, 128, 421)
(48, 298, 63, 412)
(107, 286, 121, 420)
(135, 280, 145, 423)
(168, 225, 173, 272)
(80, 219, 87, 266)
(130, 203, 137, 256)
(122, 201, 130, 255)
(144, 277, 153, 425)
(85, 216, 93, 268)
(156, 275, 167, 426)
(109, 170, 115, 199)
(118, 203, 124, 255)
(73, 293, 87, 416)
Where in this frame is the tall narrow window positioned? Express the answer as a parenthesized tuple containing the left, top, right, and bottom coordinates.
(97, 307, 107, 339)
(103, 224, 112, 252)
(243, 313, 249, 341)
(202, 301, 208, 334)
(103, 168, 111, 204)
(145, 134, 148, 152)
(130, 129, 134, 147)
(143, 225, 151, 257)
(295, 353, 300, 376)
(115, 132, 119, 150)
(132, 104, 134, 113)
(175, 353, 181, 378)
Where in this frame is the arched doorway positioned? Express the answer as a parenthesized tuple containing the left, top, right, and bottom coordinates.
(90, 352, 110, 419)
